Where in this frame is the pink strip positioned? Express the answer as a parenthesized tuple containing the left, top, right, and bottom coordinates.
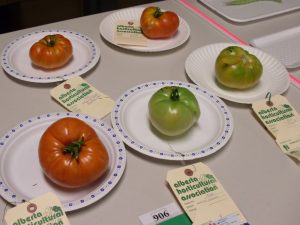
(290, 74, 300, 86)
(179, 0, 300, 86)
(178, 0, 248, 45)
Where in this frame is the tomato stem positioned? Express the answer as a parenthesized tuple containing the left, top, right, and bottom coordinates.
(153, 7, 163, 18)
(170, 87, 180, 101)
(64, 137, 84, 159)
(46, 35, 57, 47)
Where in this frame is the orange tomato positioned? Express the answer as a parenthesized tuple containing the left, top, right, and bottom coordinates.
(38, 117, 109, 188)
(140, 7, 179, 39)
(29, 34, 73, 69)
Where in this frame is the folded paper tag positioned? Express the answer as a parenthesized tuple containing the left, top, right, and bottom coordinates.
(51, 76, 115, 119)
(166, 162, 248, 225)
(5, 192, 70, 225)
(276, 115, 300, 161)
(252, 94, 300, 161)
(114, 20, 148, 46)
(252, 94, 299, 138)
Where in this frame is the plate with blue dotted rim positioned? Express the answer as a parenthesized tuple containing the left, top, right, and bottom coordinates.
(0, 112, 126, 212)
(1, 30, 100, 83)
(111, 80, 233, 161)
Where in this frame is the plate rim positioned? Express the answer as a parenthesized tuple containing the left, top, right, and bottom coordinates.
(1, 29, 101, 83)
(0, 112, 126, 212)
(99, 7, 191, 52)
(111, 80, 234, 161)
(185, 42, 290, 104)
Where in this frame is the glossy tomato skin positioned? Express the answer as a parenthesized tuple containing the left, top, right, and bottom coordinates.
(29, 34, 73, 69)
(148, 86, 200, 136)
(140, 7, 179, 39)
(39, 117, 109, 188)
(215, 46, 263, 89)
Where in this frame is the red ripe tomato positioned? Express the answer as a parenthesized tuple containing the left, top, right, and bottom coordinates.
(38, 117, 109, 188)
(29, 34, 73, 69)
(140, 7, 180, 39)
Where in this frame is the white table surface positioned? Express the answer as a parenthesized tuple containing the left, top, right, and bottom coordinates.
(181, 0, 300, 82)
(0, 1, 300, 225)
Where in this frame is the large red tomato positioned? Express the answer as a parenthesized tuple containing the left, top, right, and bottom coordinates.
(38, 117, 109, 188)
(29, 34, 73, 69)
(140, 7, 180, 39)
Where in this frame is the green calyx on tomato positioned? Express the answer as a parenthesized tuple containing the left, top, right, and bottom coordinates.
(215, 46, 263, 89)
(63, 137, 84, 160)
(152, 7, 164, 18)
(148, 86, 200, 136)
(43, 35, 57, 47)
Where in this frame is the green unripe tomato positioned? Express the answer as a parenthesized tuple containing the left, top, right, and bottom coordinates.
(215, 46, 263, 89)
(148, 86, 200, 136)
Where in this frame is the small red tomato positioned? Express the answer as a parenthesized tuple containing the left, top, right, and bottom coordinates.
(29, 34, 73, 69)
(140, 7, 180, 39)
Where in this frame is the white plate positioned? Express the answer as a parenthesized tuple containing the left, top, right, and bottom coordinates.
(99, 7, 190, 52)
(1, 30, 100, 83)
(111, 80, 233, 160)
(197, 0, 300, 23)
(185, 43, 290, 104)
(0, 112, 126, 212)
(250, 26, 300, 69)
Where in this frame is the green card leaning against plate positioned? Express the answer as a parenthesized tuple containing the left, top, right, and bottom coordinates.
(158, 213, 192, 225)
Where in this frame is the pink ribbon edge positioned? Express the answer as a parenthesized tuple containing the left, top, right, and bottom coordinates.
(178, 0, 300, 86)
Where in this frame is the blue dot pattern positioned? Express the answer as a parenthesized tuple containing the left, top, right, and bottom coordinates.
(111, 80, 233, 160)
(1, 30, 100, 83)
(0, 112, 126, 211)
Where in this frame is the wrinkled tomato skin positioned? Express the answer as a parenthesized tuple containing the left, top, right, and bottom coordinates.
(29, 34, 73, 69)
(38, 117, 109, 188)
(215, 46, 263, 89)
(140, 7, 179, 39)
